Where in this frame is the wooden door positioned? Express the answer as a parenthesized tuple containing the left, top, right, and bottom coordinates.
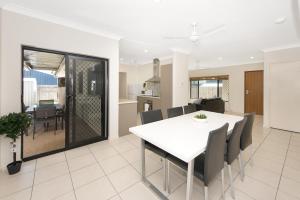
(245, 70, 263, 115)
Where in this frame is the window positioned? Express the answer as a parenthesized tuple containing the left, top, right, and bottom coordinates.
(190, 75, 229, 101)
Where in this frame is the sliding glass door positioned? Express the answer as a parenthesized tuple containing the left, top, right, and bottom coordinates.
(66, 55, 108, 147)
(21, 46, 109, 160)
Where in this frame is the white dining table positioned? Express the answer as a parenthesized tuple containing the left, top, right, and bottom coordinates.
(129, 111, 243, 200)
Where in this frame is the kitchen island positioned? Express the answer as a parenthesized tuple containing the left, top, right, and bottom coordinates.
(137, 95, 161, 113)
(119, 99, 138, 137)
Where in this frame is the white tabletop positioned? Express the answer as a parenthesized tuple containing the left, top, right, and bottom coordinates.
(129, 111, 243, 163)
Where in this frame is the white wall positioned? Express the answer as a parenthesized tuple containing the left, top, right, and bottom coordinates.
(189, 63, 264, 114)
(264, 46, 300, 129)
(0, 9, 119, 169)
(172, 51, 189, 107)
(119, 58, 172, 99)
(119, 64, 139, 99)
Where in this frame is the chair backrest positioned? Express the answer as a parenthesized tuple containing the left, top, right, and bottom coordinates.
(203, 123, 228, 186)
(183, 104, 197, 114)
(167, 106, 183, 118)
(226, 118, 246, 164)
(240, 113, 255, 150)
(140, 109, 163, 125)
(34, 106, 56, 119)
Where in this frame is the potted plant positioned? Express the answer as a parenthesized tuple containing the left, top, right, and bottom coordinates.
(0, 112, 31, 175)
(193, 113, 208, 123)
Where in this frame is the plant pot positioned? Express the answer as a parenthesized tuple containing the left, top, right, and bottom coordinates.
(7, 161, 22, 175)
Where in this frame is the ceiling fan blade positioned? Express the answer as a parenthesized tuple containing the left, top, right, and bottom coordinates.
(291, 0, 300, 38)
(203, 24, 226, 37)
(162, 36, 189, 40)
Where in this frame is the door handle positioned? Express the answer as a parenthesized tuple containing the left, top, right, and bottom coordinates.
(245, 90, 249, 95)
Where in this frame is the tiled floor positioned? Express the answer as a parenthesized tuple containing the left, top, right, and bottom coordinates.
(1, 115, 300, 200)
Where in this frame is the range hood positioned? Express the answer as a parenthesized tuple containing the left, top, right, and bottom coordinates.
(145, 58, 160, 83)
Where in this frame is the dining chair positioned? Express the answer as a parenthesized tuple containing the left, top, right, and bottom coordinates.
(33, 105, 57, 139)
(225, 118, 246, 199)
(183, 104, 197, 114)
(167, 106, 183, 118)
(239, 112, 255, 180)
(140, 109, 168, 191)
(167, 123, 229, 200)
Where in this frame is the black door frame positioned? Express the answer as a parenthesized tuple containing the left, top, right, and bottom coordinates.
(21, 45, 109, 161)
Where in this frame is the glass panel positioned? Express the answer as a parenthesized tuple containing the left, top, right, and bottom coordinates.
(22, 49, 66, 158)
(198, 80, 218, 98)
(220, 80, 229, 101)
(190, 80, 199, 99)
(67, 56, 108, 147)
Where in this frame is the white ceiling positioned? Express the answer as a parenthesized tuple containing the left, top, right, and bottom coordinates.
(1, 0, 300, 68)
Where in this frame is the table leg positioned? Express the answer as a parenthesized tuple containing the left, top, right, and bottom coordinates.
(141, 139, 146, 181)
(186, 159, 194, 200)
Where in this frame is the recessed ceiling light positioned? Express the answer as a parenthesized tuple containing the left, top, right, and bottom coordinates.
(218, 57, 223, 61)
(250, 56, 255, 60)
(144, 49, 149, 53)
(274, 17, 286, 24)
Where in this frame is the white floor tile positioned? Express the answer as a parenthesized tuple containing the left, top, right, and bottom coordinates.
(75, 176, 116, 200)
(282, 166, 300, 184)
(91, 147, 119, 161)
(121, 148, 140, 163)
(112, 141, 136, 153)
(108, 165, 141, 192)
(31, 174, 73, 200)
(0, 172, 34, 198)
(99, 155, 129, 174)
(71, 163, 105, 188)
(67, 153, 96, 172)
(278, 177, 300, 199)
(36, 152, 65, 169)
(244, 164, 281, 188)
(120, 182, 160, 200)
(54, 192, 76, 200)
(276, 190, 300, 200)
(65, 146, 91, 160)
(0, 188, 32, 200)
(234, 175, 277, 200)
(34, 161, 69, 185)
(132, 157, 163, 176)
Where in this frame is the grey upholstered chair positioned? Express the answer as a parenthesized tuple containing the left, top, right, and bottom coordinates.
(183, 104, 197, 114)
(167, 106, 183, 118)
(140, 109, 168, 191)
(225, 118, 246, 199)
(167, 123, 229, 200)
(239, 112, 255, 179)
(33, 105, 57, 139)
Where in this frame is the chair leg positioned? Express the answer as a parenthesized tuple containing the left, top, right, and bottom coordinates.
(238, 153, 245, 181)
(204, 186, 208, 200)
(250, 144, 254, 167)
(33, 122, 36, 140)
(228, 165, 235, 199)
(221, 169, 225, 199)
(163, 158, 167, 191)
(167, 160, 171, 194)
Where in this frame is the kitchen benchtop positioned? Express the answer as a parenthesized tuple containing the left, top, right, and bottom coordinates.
(119, 99, 138, 104)
(137, 95, 160, 99)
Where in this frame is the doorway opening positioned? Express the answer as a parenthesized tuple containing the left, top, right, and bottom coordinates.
(21, 46, 109, 160)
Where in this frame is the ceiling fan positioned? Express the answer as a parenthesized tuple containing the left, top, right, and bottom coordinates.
(163, 22, 225, 43)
